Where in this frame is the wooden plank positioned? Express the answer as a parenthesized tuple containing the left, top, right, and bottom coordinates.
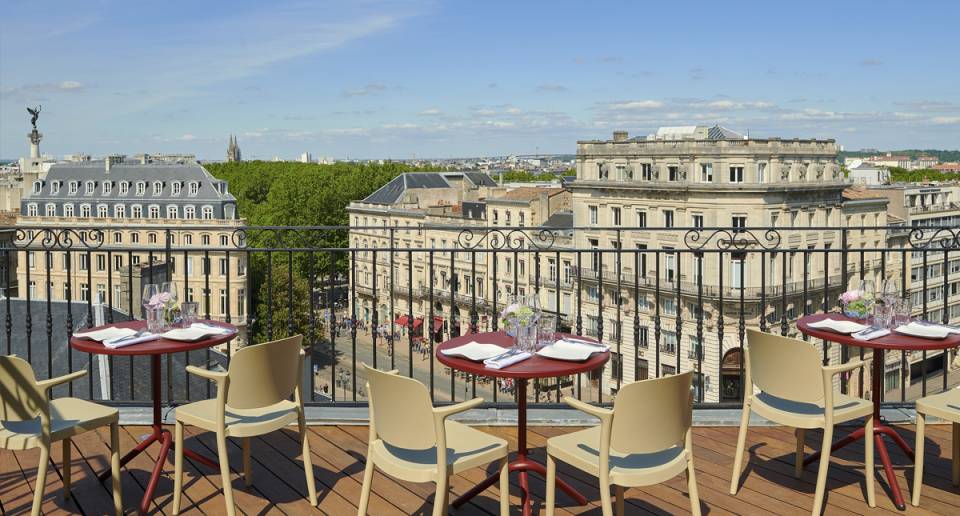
(0, 448, 38, 515)
(63, 428, 128, 516)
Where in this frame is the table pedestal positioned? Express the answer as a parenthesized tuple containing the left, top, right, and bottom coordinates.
(451, 378, 587, 516)
(802, 348, 913, 510)
(95, 355, 218, 514)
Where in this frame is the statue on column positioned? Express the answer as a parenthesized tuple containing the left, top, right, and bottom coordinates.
(27, 105, 41, 130)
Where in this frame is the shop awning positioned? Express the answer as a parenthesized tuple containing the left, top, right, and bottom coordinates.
(413, 317, 424, 330)
(433, 316, 444, 333)
(395, 315, 410, 326)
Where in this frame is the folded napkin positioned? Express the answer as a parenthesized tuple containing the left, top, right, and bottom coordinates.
(103, 332, 159, 349)
(915, 321, 960, 335)
(73, 327, 137, 342)
(853, 327, 890, 341)
(558, 338, 610, 352)
(190, 323, 233, 334)
(483, 351, 531, 370)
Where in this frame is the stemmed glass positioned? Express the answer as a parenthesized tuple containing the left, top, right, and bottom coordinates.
(142, 283, 161, 332)
(881, 279, 900, 305)
(160, 281, 178, 307)
(142, 284, 158, 317)
(160, 282, 179, 329)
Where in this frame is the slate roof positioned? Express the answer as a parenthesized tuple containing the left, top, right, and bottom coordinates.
(362, 172, 496, 204)
(493, 187, 565, 202)
(541, 210, 573, 229)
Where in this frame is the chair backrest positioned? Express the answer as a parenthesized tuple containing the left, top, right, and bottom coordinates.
(610, 371, 693, 454)
(363, 365, 437, 450)
(745, 328, 823, 403)
(0, 355, 43, 422)
(226, 335, 304, 409)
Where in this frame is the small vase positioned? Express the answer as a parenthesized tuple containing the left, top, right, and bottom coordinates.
(513, 322, 537, 353)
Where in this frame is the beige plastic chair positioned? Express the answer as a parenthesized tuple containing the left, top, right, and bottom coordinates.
(171, 335, 317, 515)
(358, 364, 510, 516)
(911, 388, 960, 506)
(544, 370, 701, 516)
(0, 355, 122, 516)
(730, 329, 875, 515)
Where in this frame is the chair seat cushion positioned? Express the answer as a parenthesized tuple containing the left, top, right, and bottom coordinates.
(753, 391, 873, 427)
(915, 388, 960, 423)
(371, 420, 507, 480)
(176, 399, 299, 437)
(547, 426, 688, 486)
(0, 398, 118, 450)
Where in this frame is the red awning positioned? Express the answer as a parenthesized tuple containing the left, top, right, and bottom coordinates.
(433, 316, 444, 333)
(413, 317, 424, 330)
(395, 315, 410, 326)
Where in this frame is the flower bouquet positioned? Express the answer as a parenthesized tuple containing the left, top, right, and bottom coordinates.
(839, 289, 873, 319)
(500, 297, 541, 352)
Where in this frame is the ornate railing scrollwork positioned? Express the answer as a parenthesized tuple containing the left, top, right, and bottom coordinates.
(457, 228, 556, 250)
(907, 228, 960, 250)
(14, 228, 105, 250)
(683, 228, 782, 251)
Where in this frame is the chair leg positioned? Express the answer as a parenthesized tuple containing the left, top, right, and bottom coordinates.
(953, 422, 960, 487)
(795, 428, 805, 478)
(299, 417, 318, 507)
(812, 425, 834, 516)
(357, 453, 375, 516)
(545, 455, 556, 516)
(912, 412, 925, 506)
(865, 415, 875, 508)
(216, 433, 236, 516)
(110, 423, 122, 516)
(614, 485, 625, 516)
(599, 478, 614, 516)
(62, 438, 72, 499)
(432, 474, 449, 516)
(730, 402, 750, 494)
(498, 457, 509, 516)
(31, 442, 50, 516)
(687, 450, 702, 516)
(173, 421, 184, 515)
(242, 437, 252, 488)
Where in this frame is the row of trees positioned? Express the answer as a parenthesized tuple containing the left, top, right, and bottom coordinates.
(840, 149, 960, 163)
(887, 167, 958, 183)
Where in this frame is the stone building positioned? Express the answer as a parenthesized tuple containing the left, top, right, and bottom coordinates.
(227, 134, 242, 162)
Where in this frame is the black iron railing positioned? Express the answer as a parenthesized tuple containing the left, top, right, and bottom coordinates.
(1, 224, 959, 409)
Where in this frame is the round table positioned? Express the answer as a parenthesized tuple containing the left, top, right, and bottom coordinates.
(798, 313, 960, 510)
(71, 320, 238, 514)
(436, 332, 609, 516)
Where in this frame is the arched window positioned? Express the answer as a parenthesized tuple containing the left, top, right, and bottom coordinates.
(184, 205, 196, 219)
(119, 181, 129, 195)
(188, 182, 199, 196)
(80, 204, 91, 217)
(97, 204, 108, 218)
(27, 204, 38, 216)
(172, 182, 182, 195)
(64, 204, 74, 217)
(102, 181, 112, 195)
(167, 205, 178, 218)
(45, 204, 56, 216)
(32, 181, 42, 194)
(50, 181, 61, 194)
(136, 181, 146, 196)
(201, 206, 214, 220)
(114, 204, 126, 218)
(68, 181, 79, 195)
(148, 205, 160, 219)
(131, 205, 143, 218)
(85, 181, 96, 194)
(153, 182, 163, 195)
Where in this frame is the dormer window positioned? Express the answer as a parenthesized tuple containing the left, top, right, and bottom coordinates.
(114, 204, 125, 218)
(188, 182, 199, 196)
(172, 182, 182, 196)
(184, 205, 196, 219)
(68, 181, 79, 195)
(45, 204, 55, 216)
(32, 181, 42, 194)
(85, 181, 96, 194)
(64, 204, 74, 217)
(102, 182, 112, 195)
(50, 181, 60, 194)
(201, 206, 214, 219)
(153, 181, 163, 195)
(97, 204, 108, 218)
(119, 181, 129, 195)
(136, 182, 146, 196)
(131, 205, 143, 218)
(80, 204, 91, 217)
(148, 205, 160, 219)
(26, 203, 38, 216)
(167, 205, 178, 218)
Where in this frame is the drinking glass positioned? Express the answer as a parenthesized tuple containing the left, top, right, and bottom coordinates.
(873, 303, 893, 329)
(141, 283, 159, 318)
(160, 281, 178, 307)
(881, 279, 899, 306)
(180, 301, 199, 327)
(893, 298, 913, 327)
(145, 307, 164, 333)
(537, 315, 557, 350)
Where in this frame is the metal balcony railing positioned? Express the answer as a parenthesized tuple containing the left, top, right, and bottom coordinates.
(2, 224, 959, 410)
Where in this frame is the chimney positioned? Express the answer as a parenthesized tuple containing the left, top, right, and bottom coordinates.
(613, 130, 628, 142)
(105, 158, 112, 173)
(140, 154, 149, 165)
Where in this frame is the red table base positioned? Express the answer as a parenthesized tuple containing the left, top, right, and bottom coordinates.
(800, 348, 913, 511)
(451, 378, 587, 516)
(94, 355, 219, 514)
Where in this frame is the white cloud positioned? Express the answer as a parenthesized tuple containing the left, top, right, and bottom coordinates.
(418, 108, 443, 116)
(605, 100, 664, 110)
(342, 83, 388, 97)
(931, 116, 960, 125)
(59, 81, 84, 90)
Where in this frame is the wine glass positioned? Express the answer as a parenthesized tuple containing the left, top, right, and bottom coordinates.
(142, 283, 159, 316)
(160, 281, 178, 308)
(881, 279, 899, 305)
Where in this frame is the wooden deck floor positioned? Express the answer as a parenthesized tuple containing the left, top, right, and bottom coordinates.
(2, 423, 960, 515)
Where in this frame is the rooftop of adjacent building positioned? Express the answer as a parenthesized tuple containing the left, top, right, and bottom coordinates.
(360, 171, 498, 205)
(579, 125, 836, 145)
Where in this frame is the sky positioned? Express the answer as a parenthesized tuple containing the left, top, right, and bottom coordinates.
(1, 0, 959, 160)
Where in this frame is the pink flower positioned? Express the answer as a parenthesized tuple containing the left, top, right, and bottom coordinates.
(840, 290, 862, 303)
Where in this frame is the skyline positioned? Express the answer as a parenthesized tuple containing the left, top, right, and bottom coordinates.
(1, 0, 959, 160)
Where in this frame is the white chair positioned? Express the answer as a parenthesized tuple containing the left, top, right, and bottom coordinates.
(912, 388, 960, 506)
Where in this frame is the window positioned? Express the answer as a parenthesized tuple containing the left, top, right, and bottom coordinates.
(50, 181, 60, 194)
(79, 254, 88, 271)
(637, 358, 649, 381)
(85, 181, 95, 194)
(79, 283, 89, 302)
(636, 210, 647, 228)
(668, 166, 679, 181)
(114, 204, 125, 218)
(113, 232, 122, 243)
(610, 352, 623, 381)
(663, 296, 677, 315)
(188, 182, 199, 196)
(518, 211, 525, 227)
(114, 254, 123, 271)
(639, 326, 649, 349)
(131, 233, 139, 244)
(153, 182, 163, 195)
(172, 182, 182, 195)
(27, 204, 38, 216)
(96, 254, 106, 272)
(119, 181, 129, 195)
(202, 234, 211, 246)
(45, 204, 56, 217)
(611, 207, 621, 226)
(661, 331, 677, 354)
(731, 252, 746, 289)
(97, 205, 108, 218)
(589, 206, 598, 225)
(167, 205, 178, 218)
(32, 181, 42, 194)
(637, 243, 648, 277)
(237, 289, 245, 317)
(665, 250, 676, 281)
(131, 205, 142, 218)
(548, 258, 557, 282)
(102, 182, 112, 195)
(663, 210, 674, 228)
(201, 206, 214, 219)
(184, 205, 196, 219)
(589, 239, 600, 272)
(219, 258, 228, 276)
(692, 214, 704, 229)
(80, 204, 91, 217)
(757, 162, 767, 183)
(64, 204, 74, 217)
(148, 233, 157, 244)
(149, 205, 160, 219)
(136, 182, 146, 196)
(68, 181, 78, 195)
(700, 163, 713, 182)
(492, 210, 498, 224)
(641, 163, 653, 180)
(729, 166, 744, 183)
(732, 216, 747, 232)
(219, 235, 228, 246)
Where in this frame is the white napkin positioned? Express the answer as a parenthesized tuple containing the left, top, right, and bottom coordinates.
(73, 327, 137, 342)
(558, 338, 610, 352)
(483, 351, 532, 369)
(915, 322, 960, 335)
(853, 327, 890, 341)
(103, 332, 159, 349)
(189, 323, 233, 335)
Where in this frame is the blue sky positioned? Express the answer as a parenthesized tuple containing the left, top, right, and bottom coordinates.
(1, 0, 958, 160)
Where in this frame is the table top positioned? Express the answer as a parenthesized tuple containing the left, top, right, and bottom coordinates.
(435, 331, 609, 379)
(70, 320, 238, 356)
(797, 313, 960, 352)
